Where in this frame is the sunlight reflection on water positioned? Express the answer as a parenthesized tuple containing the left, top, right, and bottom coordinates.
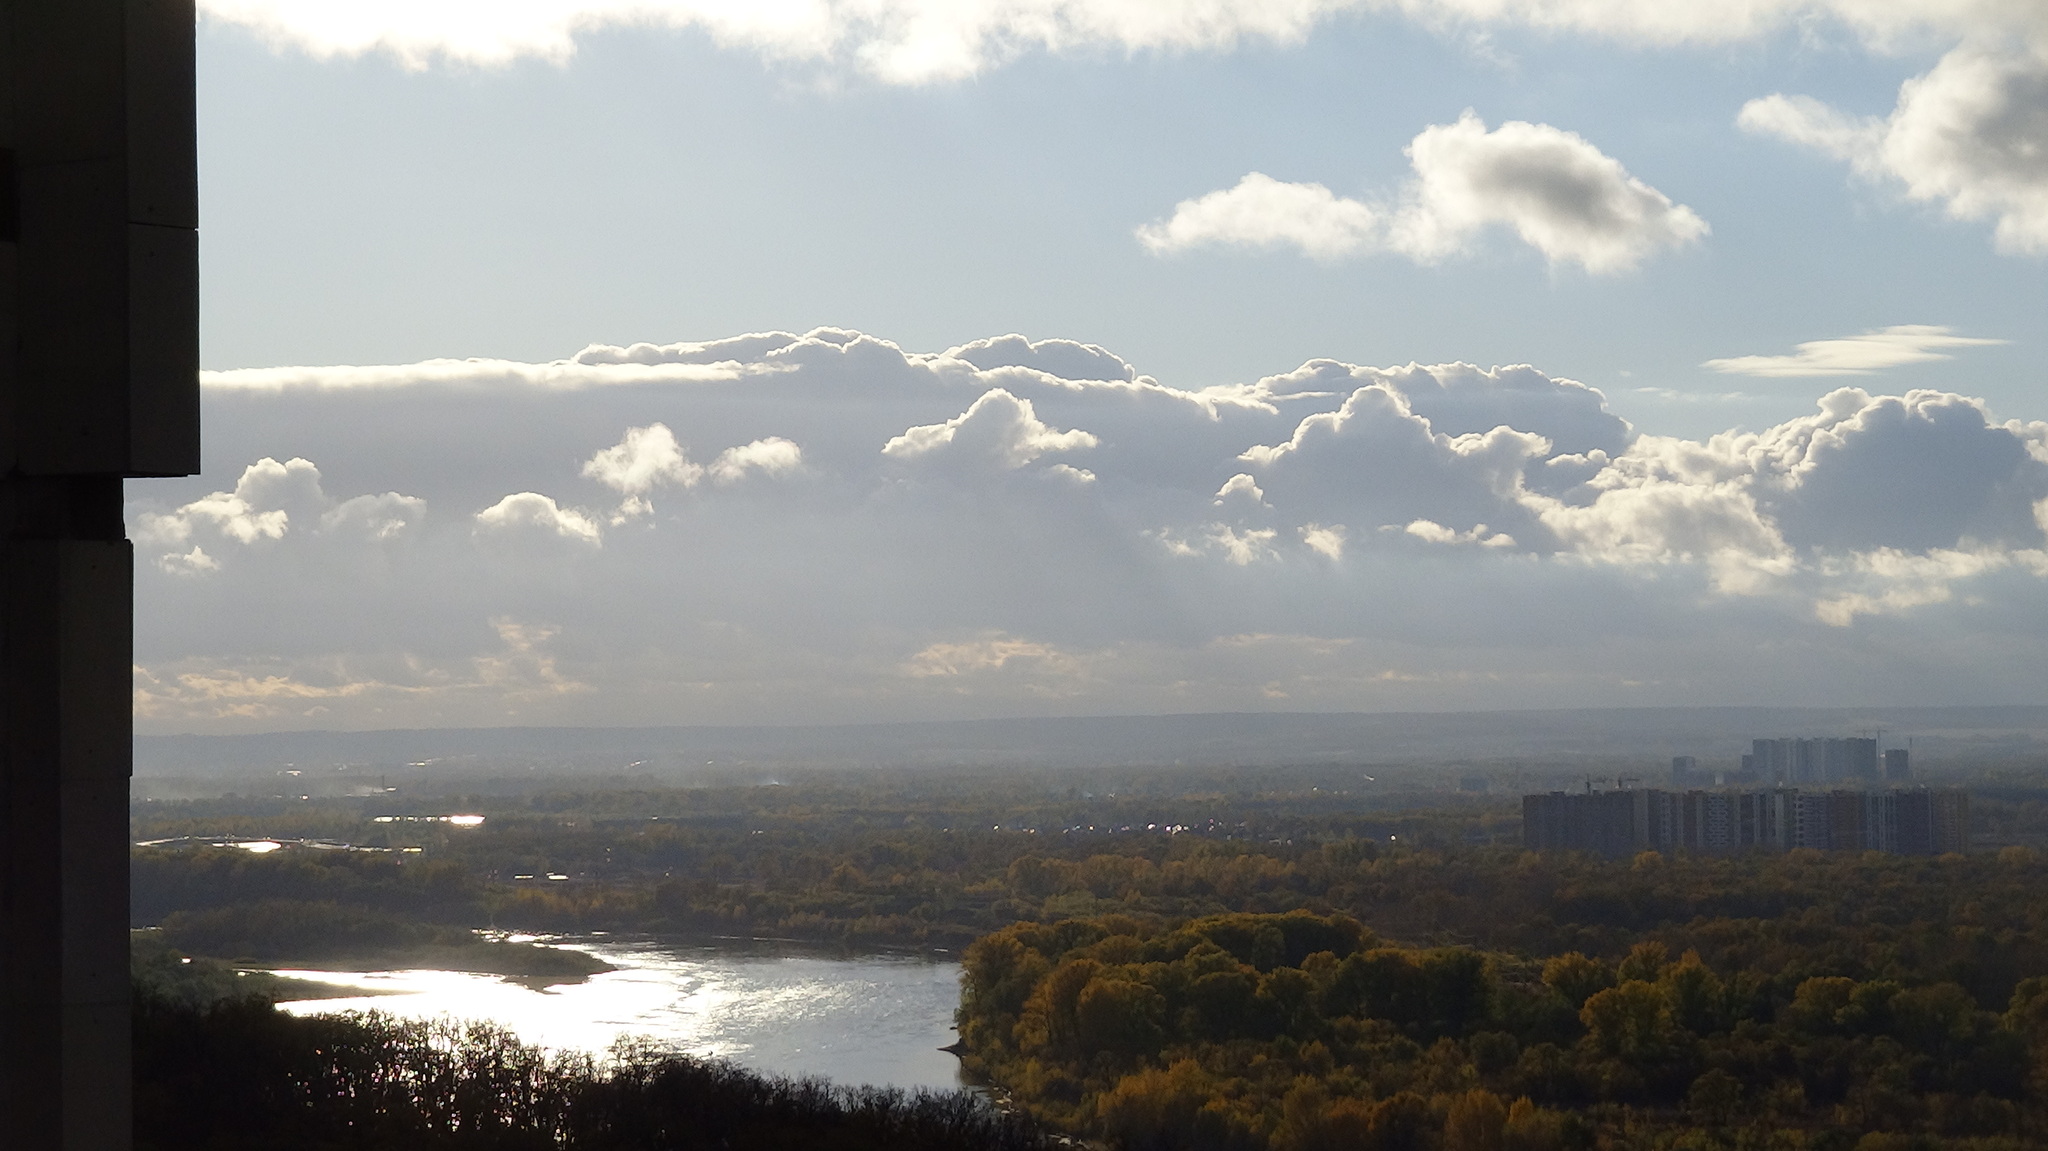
(271, 939, 966, 1090)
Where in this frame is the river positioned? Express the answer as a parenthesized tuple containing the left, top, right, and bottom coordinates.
(270, 936, 967, 1091)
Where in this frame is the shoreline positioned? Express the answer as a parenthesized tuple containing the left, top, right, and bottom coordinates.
(207, 939, 617, 985)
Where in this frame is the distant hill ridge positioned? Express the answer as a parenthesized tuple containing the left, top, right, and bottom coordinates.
(135, 706, 2048, 777)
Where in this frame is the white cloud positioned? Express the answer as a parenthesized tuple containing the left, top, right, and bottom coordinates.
(204, 355, 751, 392)
(1140, 113, 1707, 273)
(1154, 523, 1282, 565)
(946, 334, 1138, 383)
(581, 426, 802, 521)
(709, 437, 804, 484)
(583, 423, 703, 495)
(473, 492, 603, 545)
(904, 635, 1091, 679)
(1395, 112, 1710, 272)
(1209, 525, 1280, 565)
(1741, 45, 2048, 254)
(197, 1, 2048, 84)
(1526, 458, 1793, 589)
(1704, 325, 2009, 376)
(143, 489, 290, 548)
(1810, 547, 2025, 625)
(882, 388, 1098, 470)
(133, 458, 307, 547)
(199, 0, 1356, 81)
(1214, 473, 1267, 506)
(1243, 380, 1556, 539)
(1136, 173, 1382, 260)
(322, 492, 428, 540)
(156, 547, 222, 577)
(1300, 522, 1347, 559)
(136, 327, 2048, 731)
(1404, 519, 1517, 548)
(130, 457, 427, 573)
(1515, 387, 2048, 596)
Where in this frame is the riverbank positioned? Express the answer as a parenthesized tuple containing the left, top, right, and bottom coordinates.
(146, 900, 617, 983)
(255, 938, 613, 985)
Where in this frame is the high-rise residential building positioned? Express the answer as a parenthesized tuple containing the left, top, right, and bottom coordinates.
(1523, 790, 1638, 856)
(1748, 737, 1880, 784)
(1523, 786, 1967, 857)
(1884, 748, 1911, 781)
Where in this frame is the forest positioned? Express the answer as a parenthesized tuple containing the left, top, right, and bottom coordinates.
(132, 766, 2048, 1148)
(958, 903, 2047, 1149)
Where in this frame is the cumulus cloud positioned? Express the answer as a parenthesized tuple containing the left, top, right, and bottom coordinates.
(583, 423, 703, 495)
(130, 456, 424, 574)
(1755, 388, 2048, 553)
(709, 437, 804, 484)
(1810, 547, 2032, 626)
(1242, 380, 1557, 538)
(1137, 173, 1382, 260)
(1741, 45, 2048, 254)
(198, 1, 2048, 84)
(1513, 387, 2048, 605)
(1214, 473, 1268, 506)
(156, 547, 222, 577)
(1397, 112, 1710, 272)
(138, 327, 2048, 730)
(1140, 113, 1707, 273)
(946, 335, 1138, 383)
(322, 492, 428, 540)
(1300, 523, 1347, 559)
(882, 388, 1098, 471)
(1704, 324, 2010, 376)
(579, 425, 802, 520)
(1404, 519, 1517, 548)
(473, 492, 603, 546)
(1525, 449, 1793, 590)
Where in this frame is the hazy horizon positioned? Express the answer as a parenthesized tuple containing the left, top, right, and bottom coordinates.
(131, 704, 2048, 786)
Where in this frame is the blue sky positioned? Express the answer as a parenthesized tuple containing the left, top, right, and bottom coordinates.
(194, 8, 2044, 434)
(135, 2, 2048, 731)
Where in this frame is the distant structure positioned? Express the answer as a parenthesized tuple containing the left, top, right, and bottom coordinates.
(1740, 737, 1879, 784)
(1884, 748, 1911, 781)
(1524, 785, 1968, 857)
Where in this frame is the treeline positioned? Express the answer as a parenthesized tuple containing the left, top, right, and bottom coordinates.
(134, 980, 1045, 1150)
(130, 781, 1514, 950)
(139, 826, 2048, 998)
(958, 910, 2046, 1149)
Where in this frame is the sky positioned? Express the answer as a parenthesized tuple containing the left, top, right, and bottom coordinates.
(131, 0, 2048, 733)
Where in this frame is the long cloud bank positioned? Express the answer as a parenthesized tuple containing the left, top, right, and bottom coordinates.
(128, 328, 2048, 730)
(199, 1, 2048, 81)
